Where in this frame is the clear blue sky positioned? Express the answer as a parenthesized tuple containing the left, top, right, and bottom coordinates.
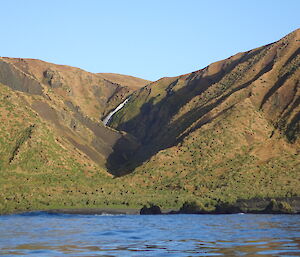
(1, 0, 299, 81)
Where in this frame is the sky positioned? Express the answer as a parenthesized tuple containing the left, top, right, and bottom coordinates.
(1, 0, 299, 81)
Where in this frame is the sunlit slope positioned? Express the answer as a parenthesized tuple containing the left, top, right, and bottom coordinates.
(1, 57, 147, 119)
(0, 83, 112, 213)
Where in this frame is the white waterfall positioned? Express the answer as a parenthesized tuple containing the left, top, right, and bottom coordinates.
(102, 98, 130, 126)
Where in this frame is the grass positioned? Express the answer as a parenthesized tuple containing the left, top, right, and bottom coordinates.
(1, 32, 299, 214)
(0, 82, 189, 214)
(116, 97, 300, 210)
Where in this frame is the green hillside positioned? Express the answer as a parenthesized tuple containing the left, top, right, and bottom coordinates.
(0, 29, 299, 214)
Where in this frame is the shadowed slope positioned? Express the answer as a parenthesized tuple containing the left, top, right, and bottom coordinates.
(108, 28, 300, 175)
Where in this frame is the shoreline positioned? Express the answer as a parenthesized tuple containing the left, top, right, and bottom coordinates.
(2, 208, 300, 216)
(47, 208, 140, 215)
(2, 197, 300, 216)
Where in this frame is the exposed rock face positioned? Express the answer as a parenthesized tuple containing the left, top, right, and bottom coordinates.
(43, 69, 63, 88)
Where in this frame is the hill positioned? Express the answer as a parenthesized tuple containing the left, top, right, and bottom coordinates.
(107, 28, 300, 209)
(1, 57, 149, 119)
(109, 28, 300, 173)
(0, 29, 299, 214)
(0, 57, 143, 168)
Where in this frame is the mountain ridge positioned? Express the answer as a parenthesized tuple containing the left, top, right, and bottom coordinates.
(108, 28, 299, 175)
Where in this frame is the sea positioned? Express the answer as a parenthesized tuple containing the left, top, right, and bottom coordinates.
(0, 212, 299, 256)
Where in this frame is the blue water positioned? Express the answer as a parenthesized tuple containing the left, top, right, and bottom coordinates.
(0, 213, 299, 256)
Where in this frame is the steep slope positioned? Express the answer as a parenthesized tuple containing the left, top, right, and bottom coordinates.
(0, 57, 148, 119)
(0, 82, 106, 213)
(0, 57, 140, 171)
(0, 82, 184, 214)
(109, 28, 300, 176)
(106, 29, 300, 209)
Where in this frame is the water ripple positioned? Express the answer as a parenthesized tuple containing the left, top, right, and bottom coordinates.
(0, 214, 300, 256)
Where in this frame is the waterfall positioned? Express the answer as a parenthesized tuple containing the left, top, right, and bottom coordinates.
(102, 98, 130, 126)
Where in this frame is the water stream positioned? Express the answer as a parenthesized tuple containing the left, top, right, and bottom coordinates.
(102, 98, 130, 126)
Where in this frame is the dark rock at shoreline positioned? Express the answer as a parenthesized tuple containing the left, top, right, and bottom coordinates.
(264, 199, 294, 214)
(5, 197, 299, 216)
(176, 197, 300, 215)
(214, 197, 300, 214)
(214, 202, 242, 214)
(179, 200, 206, 214)
(236, 197, 300, 214)
(140, 204, 162, 215)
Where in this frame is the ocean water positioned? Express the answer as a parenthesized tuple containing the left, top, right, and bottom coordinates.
(0, 213, 299, 256)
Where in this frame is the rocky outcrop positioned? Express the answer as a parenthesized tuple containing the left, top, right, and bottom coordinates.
(176, 197, 300, 214)
(214, 198, 300, 214)
(43, 69, 63, 88)
(179, 201, 205, 214)
(140, 204, 162, 215)
(264, 199, 294, 214)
